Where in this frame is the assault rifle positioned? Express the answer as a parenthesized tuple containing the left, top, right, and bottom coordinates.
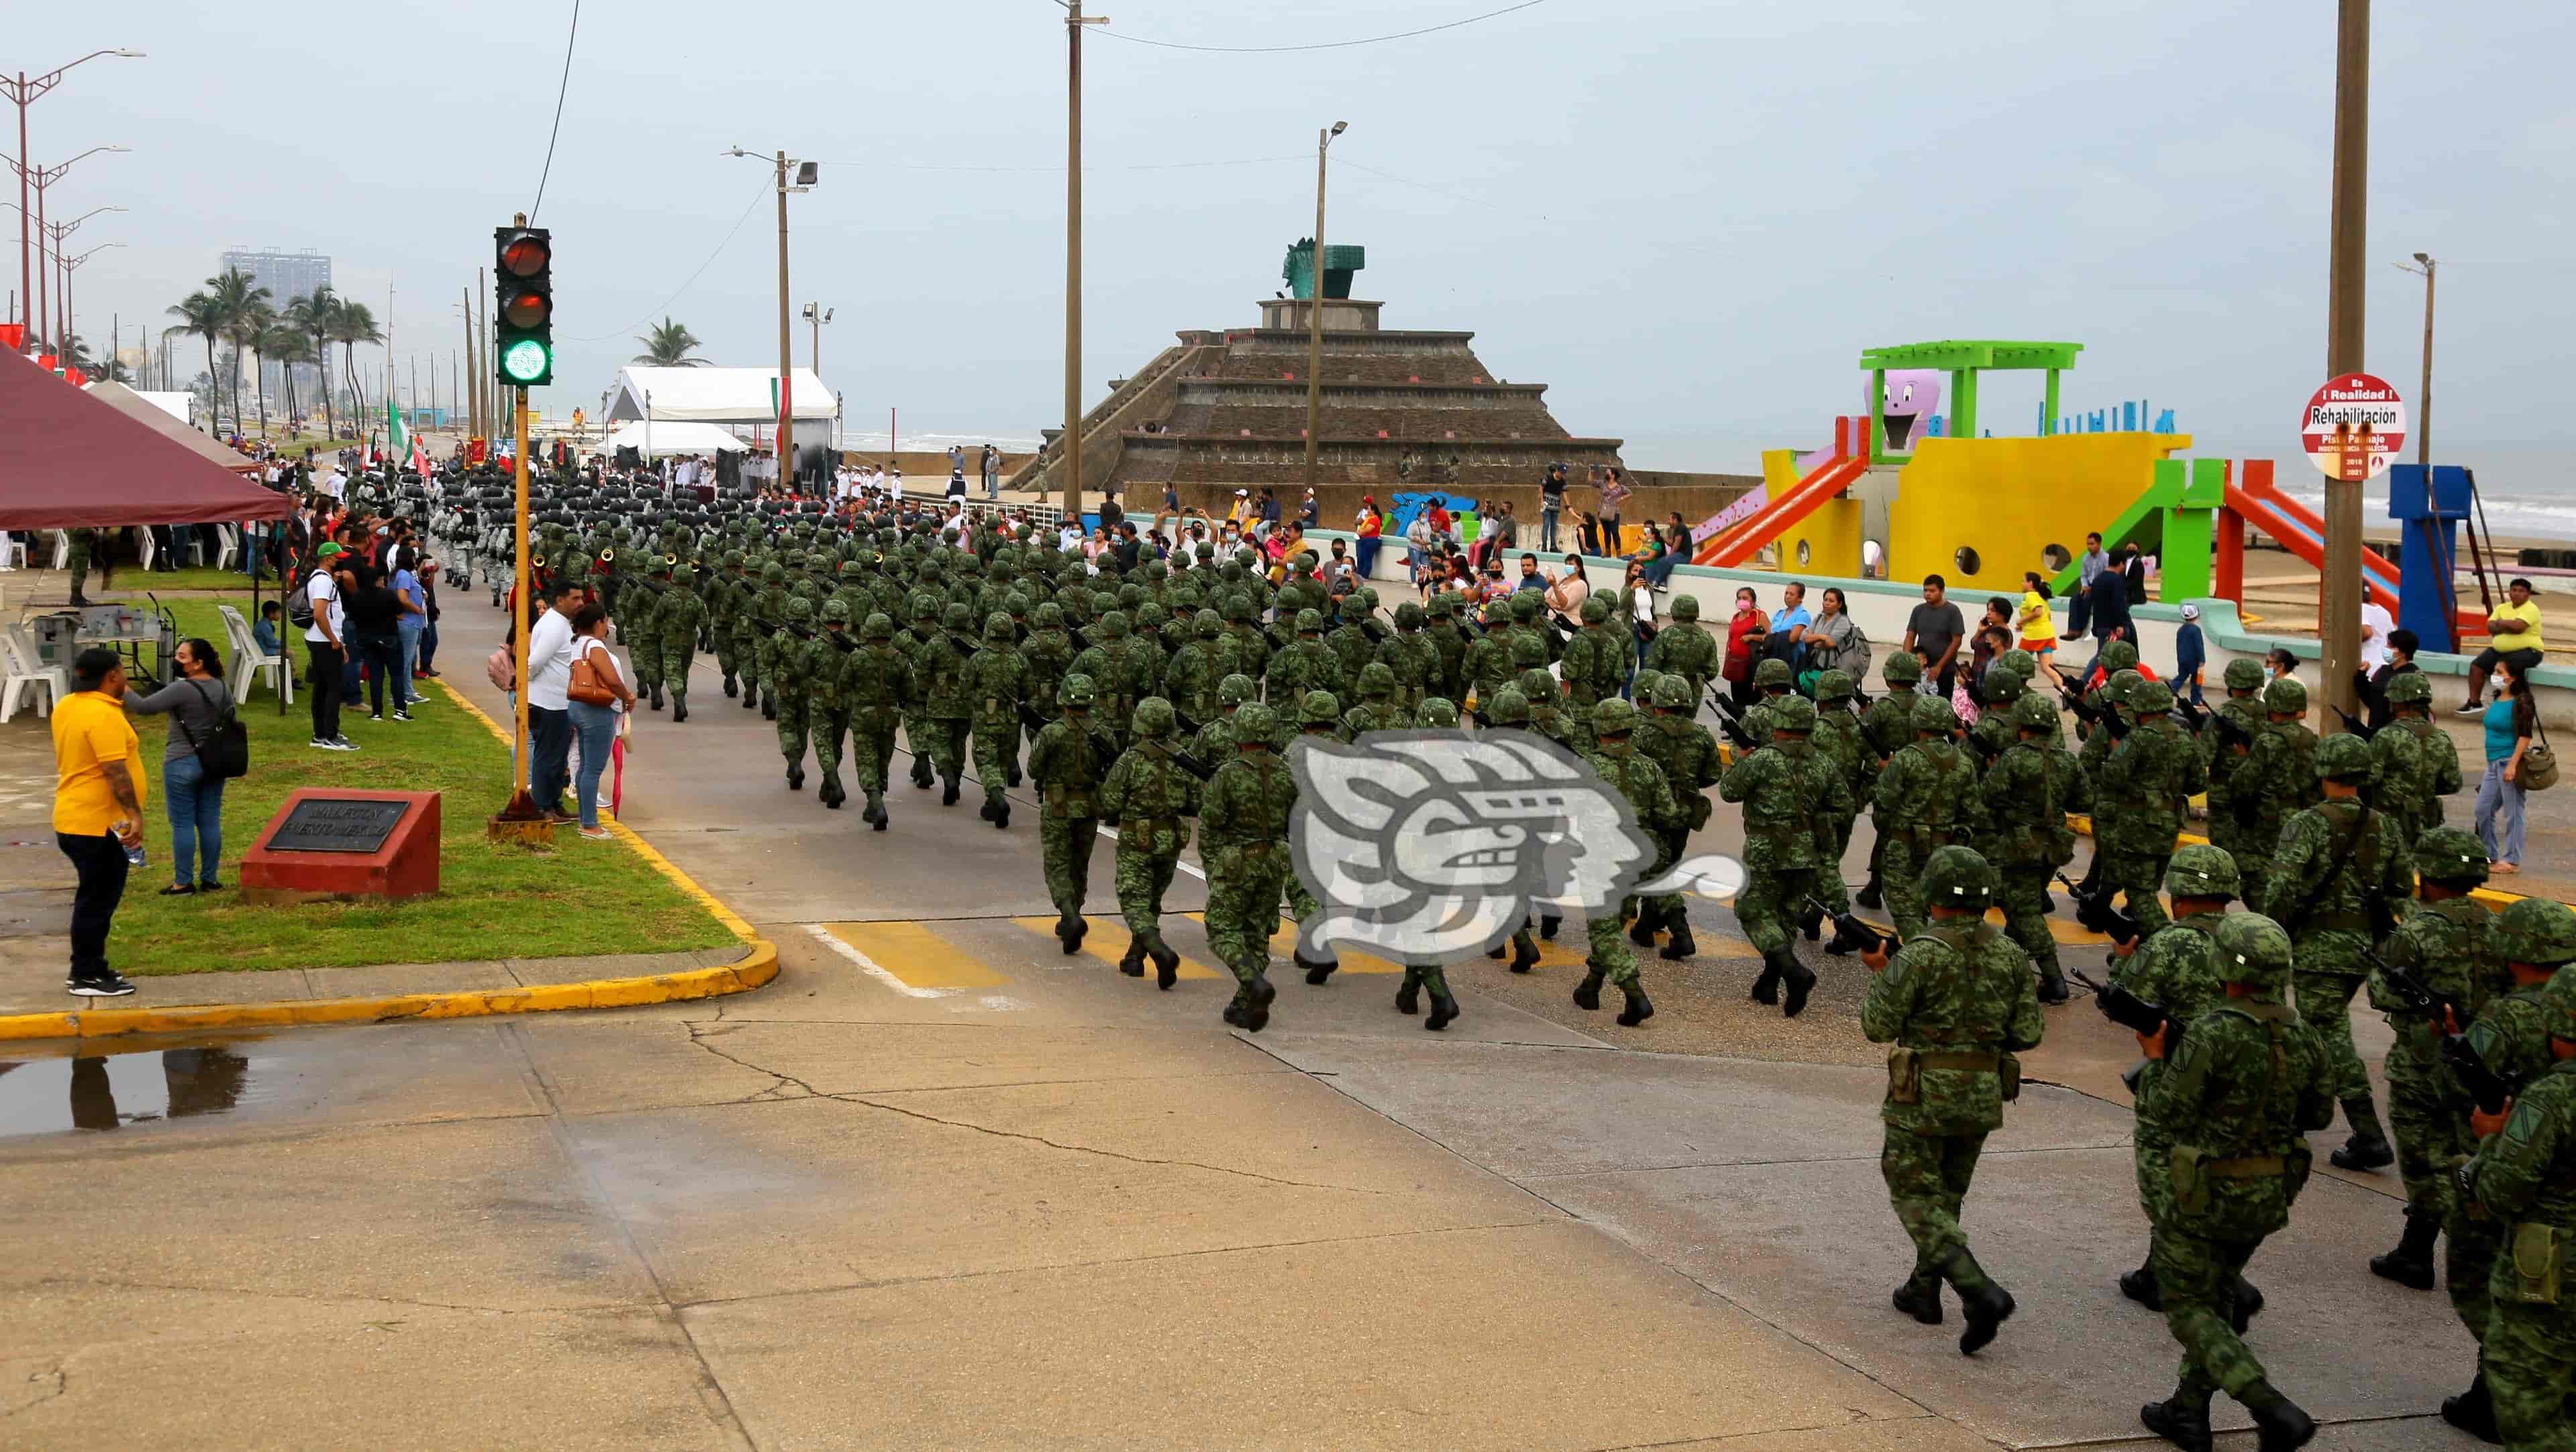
(2373, 956, 2467, 1035)
(2058, 687, 2107, 728)
(2055, 871, 2143, 944)
(2445, 1035, 2520, 1117)
(1704, 689, 1760, 753)
(2330, 705, 2381, 741)
(2068, 966, 2188, 1082)
(753, 617, 861, 653)
(1803, 895, 1886, 955)
(1018, 700, 1123, 775)
(2177, 697, 2256, 752)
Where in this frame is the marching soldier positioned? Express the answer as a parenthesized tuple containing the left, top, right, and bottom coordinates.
(1162, 609, 1224, 730)
(1720, 693, 1848, 1017)
(1373, 601, 1435, 714)
(844, 612, 912, 830)
(1637, 673, 1721, 960)
(2092, 677, 2206, 940)
(1200, 701, 1296, 1032)
(1097, 697, 1199, 988)
(1342, 662, 1414, 738)
(1424, 592, 1470, 704)
(1872, 697, 1983, 944)
(1643, 592, 1721, 704)
(1978, 693, 2089, 1002)
(2201, 659, 2270, 907)
(1560, 596, 1628, 714)
(1070, 610, 1144, 754)
(1028, 674, 1112, 954)
(767, 596, 815, 791)
(745, 561, 790, 718)
(657, 564, 707, 724)
(965, 611, 1030, 827)
(1855, 653, 1926, 909)
(898, 594, 943, 790)
(806, 599, 855, 808)
(1576, 699, 1679, 1028)
(2456, 964, 2576, 1451)
(2367, 672, 2463, 849)
(627, 557, 668, 711)
(1020, 600, 1078, 745)
(1264, 608, 1344, 711)
(913, 602, 979, 805)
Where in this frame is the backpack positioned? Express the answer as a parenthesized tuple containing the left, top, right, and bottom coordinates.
(175, 681, 251, 780)
(288, 571, 323, 631)
(1835, 620, 1873, 679)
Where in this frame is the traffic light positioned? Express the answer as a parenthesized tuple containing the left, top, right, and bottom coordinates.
(493, 224, 553, 387)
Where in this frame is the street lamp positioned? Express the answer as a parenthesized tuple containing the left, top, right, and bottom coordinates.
(5, 145, 127, 349)
(802, 302, 833, 373)
(40, 205, 123, 348)
(1303, 120, 1348, 500)
(2395, 252, 2434, 469)
(728, 148, 816, 476)
(2, 50, 141, 335)
(59, 241, 121, 363)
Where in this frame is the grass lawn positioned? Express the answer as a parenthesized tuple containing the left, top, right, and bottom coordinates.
(109, 601, 739, 977)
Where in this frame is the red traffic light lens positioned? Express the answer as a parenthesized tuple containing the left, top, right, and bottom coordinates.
(502, 286, 551, 329)
(500, 235, 550, 278)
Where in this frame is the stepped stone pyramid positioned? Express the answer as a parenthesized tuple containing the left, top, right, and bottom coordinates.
(1018, 251, 1626, 498)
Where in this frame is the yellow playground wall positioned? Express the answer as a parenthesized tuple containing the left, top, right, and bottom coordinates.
(1886, 433, 2188, 590)
(1764, 448, 1862, 577)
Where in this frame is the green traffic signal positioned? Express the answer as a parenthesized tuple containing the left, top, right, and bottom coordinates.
(500, 337, 553, 386)
(493, 223, 554, 388)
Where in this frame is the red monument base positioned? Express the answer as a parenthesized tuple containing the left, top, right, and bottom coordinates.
(239, 789, 441, 906)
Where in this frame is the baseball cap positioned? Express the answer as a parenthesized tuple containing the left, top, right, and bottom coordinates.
(2180, 603, 2200, 620)
(317, 543, 345, 558)
(1234, 488, 1249, 497)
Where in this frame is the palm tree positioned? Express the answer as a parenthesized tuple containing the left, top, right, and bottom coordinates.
(200, 268, 272, 437)
(163, 292, 226, 433)
(330, 298, 381, 429)
(287, 286, 339, 441)
(228, 298, 278, 439)
(263, 325, 313, 435)
(633, 318, 708, 368)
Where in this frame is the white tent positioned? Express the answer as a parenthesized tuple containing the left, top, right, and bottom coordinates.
(602, 366, 836, 425)
(603, 419, 747, 457)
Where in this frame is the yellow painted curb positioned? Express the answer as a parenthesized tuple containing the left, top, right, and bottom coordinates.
(2063, 812, 2527, 909)
(0, 937, 778, 1043)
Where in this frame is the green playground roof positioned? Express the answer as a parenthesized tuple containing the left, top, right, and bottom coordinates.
(1858, 339, 2084, 372)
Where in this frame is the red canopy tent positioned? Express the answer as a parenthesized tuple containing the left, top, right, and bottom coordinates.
(0, 348, 292, 528)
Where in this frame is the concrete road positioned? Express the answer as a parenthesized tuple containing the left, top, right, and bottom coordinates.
(0, 583, 2486, 1449)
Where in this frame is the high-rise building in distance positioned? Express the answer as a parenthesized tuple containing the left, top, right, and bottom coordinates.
(220, 247, 332, 306)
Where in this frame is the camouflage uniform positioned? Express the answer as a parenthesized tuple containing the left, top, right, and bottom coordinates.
(1810, 671, 1872, 926)
(843, 612, 912, 828)
(2200, 661, 2271, 906)
(1739, 659, 1797, 742)
(1373, 603, 1436, 714)
(805, 600, 855, 808)
(1284, 692, 1346, 980)
(2135, 914, 2334, 1451)
(1263, 610, 1345, 712)
(1028, 675, 1113, 951)
(965, 612, 1030, 825)
(1464, 604, 1517, 715)
(1862, 847, 2044, 1352)
(1424, 594, 1471, 704)
(765, 596, 815, 790)
(1719, 693, 1848, 1017)
(1161, 610, 1223, 730)
(1097, 697, 1199, 987)
(626, 569, 668, 707)
(1071, 611, 1146, 752)
(1560, 596, 1629, 712)
(1341, 663, 1415, 739)
(2367, 672, 2465, 850)
(1214, 597, 1273, 687)
(743, 563, 790, 716)
(655, 568, 707, 722)
(1872, 698, 1984, 944)
(1636, 673, 1722, 958)
(712, 555, 749, 697)
(1200, 702, 1297, 1030)
(1978, 693, 2089, 1001)
(1018, 602, 1077, 746)
(65, 526, 106, 602)
(2090, 677, 2205, 940)
(2258, 732, 2412, 1169)
(1854, 653, 1925, 909)
(1576, 699, 1680, 1027)
(2362, 830, 2501, 1291)
(1643, 593, 1722, 704)
(2457, 966, 2576, 1452)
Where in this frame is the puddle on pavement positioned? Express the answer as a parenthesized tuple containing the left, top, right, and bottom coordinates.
(0, 1038, 268, 1137)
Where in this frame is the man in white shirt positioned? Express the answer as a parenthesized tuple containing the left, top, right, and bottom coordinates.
(524, 580, 584, 818)
(2359, 598, 2394, 672)
(1059, 521, 1085, 553)
(323, 467, 348, 503)
(885, 467, 904, 506)
(305, 543, 354, 750)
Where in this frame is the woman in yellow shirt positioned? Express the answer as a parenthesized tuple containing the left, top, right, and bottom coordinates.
(2016, 571, 2064, 691)
(51, 648, 145, 997)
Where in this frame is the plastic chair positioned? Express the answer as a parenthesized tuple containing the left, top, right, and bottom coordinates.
(137, 529, 157, 572)
(50, 532, 69, 570)
(1, 624, 68, 724)
(214, 523, 238, 573)
(217, 603, 292, 706)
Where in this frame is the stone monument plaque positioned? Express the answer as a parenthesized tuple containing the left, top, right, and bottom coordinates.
(266, 797, 413, 854)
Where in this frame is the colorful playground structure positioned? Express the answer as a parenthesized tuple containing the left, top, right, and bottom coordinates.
(1693, 338, 2492, 650)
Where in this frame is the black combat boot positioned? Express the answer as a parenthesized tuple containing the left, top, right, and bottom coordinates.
(1005, 760, 1022, 787)
(1509, 935, 1540, 972)
(1487, 942, 1507, 960)
(672, 693, 688, 724)
(941, 773, 961, 807)
(864, 791, 888, 830)
(1056, 911, 1086, 954)
(2368, 1208, 2439, 1290)
(1297, 950, 1337, 985)
(1572, 968, 1605, 1011)
(1394, 969, 1421, 1016)
(2240, 1384, 2316, 1450)
(1425, 983, 1459, 1031)
(989, 795, 1010, 829)
(1780, 954, 1818, 1018)
(1799, 903, 1823, 942)
(2440, 1370, 2501, 1445)
(1660, 908, 1697, 960)
(2034, 947, 2070, 1003)
(1855, 869, 1884, 911)
(911, 754, 933, 787)
(1141, 935, 1178, 989)
(2137, 1388, 2214, 1452)
(1943, 1250, 2015, 1355)
(820, 777, 844, 809)
(1540, 913, 1560, 940)
(762, 695, 776, 722)
(1891, 1268, 1943, 1325)
(1222, 997, 1246, 1027)
(786, 763, 804, 791)
(1616, 983, 1654, 1027)
(1118, 940, 1147, 976)
(1627, 909, 1658, 948)
(722, 675, 737, 697)
(743, 685, 759, 710)
(2230, 1276, 2263, 1333)
(649, 683, 665, 711)
(2329, 1095, 2395, 1170)
(979, 796, 998, 822)
(2118, 1259, 2162, 1310)
(1240, 972, 1276, 1033)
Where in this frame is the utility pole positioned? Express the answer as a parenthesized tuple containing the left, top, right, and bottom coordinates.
(1304, 121, 1348, 499)
(803, 302, 831, 374)
(2319, 0, 2369, 730)
(0, 50, 141, 335)
(2398, 253, 2434, 467)
(460, 286, 477, 441)
(776, 151, 792, 474)
(1061, 1, 1108, 522)
(477, 273, 491, 444)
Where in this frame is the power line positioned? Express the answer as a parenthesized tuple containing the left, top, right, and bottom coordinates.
(563, 176, 769, 343)
(1336, 157, 1525, 216)
(529, 0, 583, 221)
(1093, 0, 1546, 53)
(802, 154, 1306, 174)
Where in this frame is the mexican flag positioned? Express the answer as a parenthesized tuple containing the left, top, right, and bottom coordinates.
(388, 400, 430, 479)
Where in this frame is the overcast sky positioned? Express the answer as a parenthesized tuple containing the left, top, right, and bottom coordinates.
(18, 1, 2571, 475)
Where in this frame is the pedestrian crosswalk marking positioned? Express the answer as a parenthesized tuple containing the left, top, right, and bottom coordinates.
(1010, 917, 1226, 980)
(816, 921, 1008, 990)
(1181, 915, 1405, 974)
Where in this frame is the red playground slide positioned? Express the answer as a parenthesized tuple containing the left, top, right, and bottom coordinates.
(1695, 453, 1868, 569)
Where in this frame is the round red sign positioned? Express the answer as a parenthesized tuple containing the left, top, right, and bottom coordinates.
(2301, 373, 2406, 482)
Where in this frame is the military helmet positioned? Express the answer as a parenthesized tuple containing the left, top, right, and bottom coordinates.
(2264, 677, 2308, 715)
(820, 598, 853, 625)
(1816, 669, 1855, 703)
(1217, 673, 1257, 708)
(1984, 671, 2027, 705)
(763, 562, 787, 585)
(1358, 661, 1396, 697)
(1004, 591, 1032, 617)
(2222, 658, 2265, 692)
(1298, 689, 1340, 726)
(942, 602, 973, 631)
(1769, 694, 1820, 733)
(863, 612, 895, 640)
(1132, 696, 1175, 738)
(2165, 843, 2241, 901)
(724, 549, 747, 569)
(1221, 594, 1253, 622)
(1097, 610, 1130, 639)
(2385, 672, 2433, 706)
(1515, 667, 1557, 703)
(1134, 602, 1166, 628)
(1580, 595, 1611, 625)
(785, 594, 815, 622)
(1487, 685, 1532, 726)
(1426, 592, 1456, 618)
(1671, 593, 1701, 621)
(1919, 845, 1996, 909)
(2100, 640, 2139, 671)
(1998, 649, 2037, 679)
(1915, 697, 1959, 734)
(1884, 652, 1922, 684)
(984, 611, 1014, 641)
(1511, 634, 1548, 670)
(1232, 702, 1279, 742)
(1509, 592, 1540, 622)
(1593, 697, 1639, 735)
(1650, 674, 1694, 711)
(840, 560, 865, 579)
(1034, 602, 1065, 630)
(2012, 693, 2060, 731)
(1754, 658, 1793, 689)
(1296, 608, 1324, 635)
(2497, 897, 2576, 967)
(2542, 967, 2576, 1042)
(2213, 913, 2296, 995)
(2316, 732, 2374, 782)
(1631, 669, 1663, 701)
(1193, 608, 1222, 636)
(1059, 673, 1099, 708)
(671, 565, 696, 588)
(2414, 827, 2490, 887)
(2128, 679, 2174, 715)
(1418, 697, 1460, 728)
(1395, 601, 1426, 630)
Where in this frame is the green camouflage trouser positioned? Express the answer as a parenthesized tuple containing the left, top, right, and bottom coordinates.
(1880, 834, 1937, 942)
(1114, 844, 1179, 945)
(1735, 866, 1821, 958)
(2485, 1283, 2576, 1448)
(631, 635, 661, 693)
(849, 708, 898, 794)
(2098, 848, 2174, 939)
(901, 712, 937, 783)
(1883, 1125, 1988, 1280)
(812, 708, 849, 804)
(1585, 903, 1641, 988)
(735, 628, 766, 707)
(1040, 812, 1099, 919)
(1995, 862, 2063, 985)
(1208, 855, 1287, 991)
(913, 716, 967, 782)
(1644, 827, 1687, 926)
(2156, 1229, 2268, 1400)
(2385, 1064, 2465, 1222)
(67, 535, 95, 596)
(1281, 869, 1321, 932)
(1400, 960, 1452, 997)
(716, 636, 739, 693)
(661, 643, 696, 705)
(774, 699, 810, 778)
(2292, 968, 2371, 1103)
(2446, 1201, 2508, 1347)
(970, 714, 1018, 803)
